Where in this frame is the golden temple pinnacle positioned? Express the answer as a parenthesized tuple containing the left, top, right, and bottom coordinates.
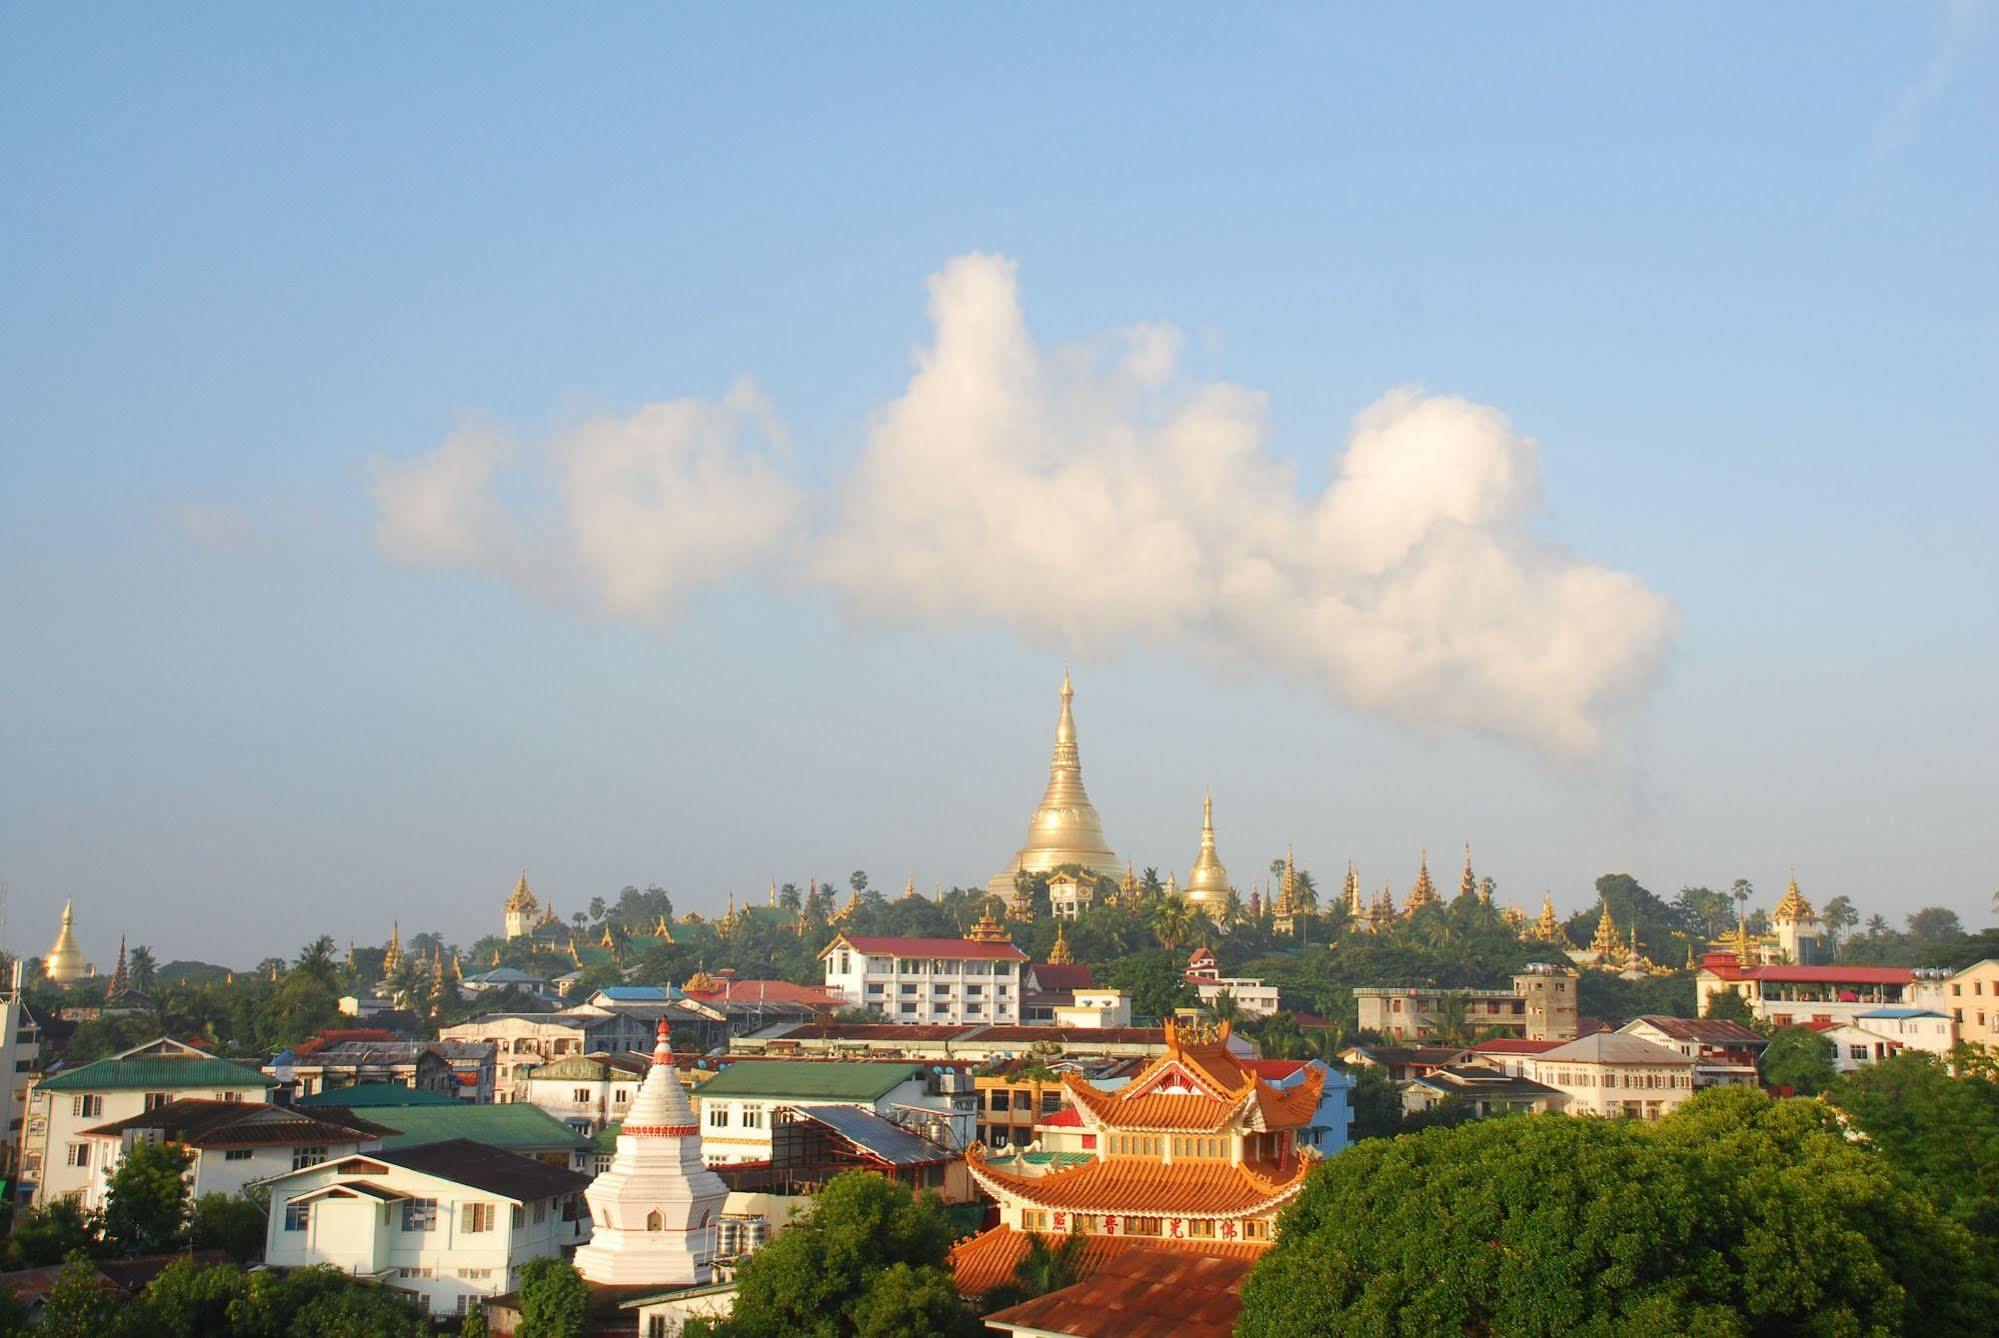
(986, 670, 1124, 897)
(1183, 787, 1232, 909)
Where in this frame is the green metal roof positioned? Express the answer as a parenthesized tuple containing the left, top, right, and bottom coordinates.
(364, 1103, 590, 1152)
(593, 1122, 621, 1153)
(38, 1056, 274, 1093)
(294, 1082, 455, 1108)
(693, 1061, 922, 1103)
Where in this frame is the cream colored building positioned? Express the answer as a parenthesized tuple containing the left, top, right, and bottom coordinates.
(28, 1037, 274, 1205)
(438, 1010, 654, 1101)
(262, 1139, 590, 1319)
(1944, 959, 1999, 1049)
(1525, 1032, 1695, 1119)
(1354, 966, 1579, 1042)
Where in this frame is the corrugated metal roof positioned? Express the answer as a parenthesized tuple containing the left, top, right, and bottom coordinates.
(356, 1104, 590, 1151)
(39, 1056, 274, 1093)
(791, 1105, 948, 1166)
(295, 1083, 455, 1108)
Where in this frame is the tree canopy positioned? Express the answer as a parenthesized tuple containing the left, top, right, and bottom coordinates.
(1237, 1086, 1997, 1337)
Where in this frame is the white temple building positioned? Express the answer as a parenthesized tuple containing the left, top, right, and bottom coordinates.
(571, 1020, 729, 1287)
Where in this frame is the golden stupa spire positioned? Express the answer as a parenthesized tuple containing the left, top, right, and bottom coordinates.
(903, 874, 920, 901)
(1048, 923, 1075, 965)
(43, 899, 87, 985)
(1773, 869, 1817, 925)
(1529, 891, 1566, 944)
(1589, 900, 1621, 955)
(382, 921, 404, 974)
(1461, 844, 1478, 901)
(1406, 851, 1439, 911)
(1344, 861, 1363, 916)
(986, 669, 1124, 898)
(769, 880, 778, 908)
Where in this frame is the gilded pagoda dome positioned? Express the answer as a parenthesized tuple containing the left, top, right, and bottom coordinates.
(1772, 872, 1818, 925)
(1181, 790, 1233, 908)
(44, 900, 88, 984)
(504, 871, 538, 915)
(986, 671, 1124, 897)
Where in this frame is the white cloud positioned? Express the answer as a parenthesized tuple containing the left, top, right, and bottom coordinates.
(815, 254, 1677, 760)
(168, 501, 265, 552)
(368, 378, 801, 619)
(1875, 0, 1995, 155)
(364, 255, 1676, 760)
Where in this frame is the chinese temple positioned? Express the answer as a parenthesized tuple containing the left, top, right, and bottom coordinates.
(952, 1018, 1320, 1296)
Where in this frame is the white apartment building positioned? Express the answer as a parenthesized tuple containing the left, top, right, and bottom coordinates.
(262, 1137, 591, 1319)
(519, 1052, 650, 1136)
(1051, 989, 1133, 1029)
(1, 963, 43, 1178)
(691, 1060, 976, 1164)
(819, 932, 1028, 1025)
(1183, 948, 1281, 1018)
(1525, 1032, 1696, 1120)
(28, 1037, 274, 1205)
(76, 1098, 386, 1208)
(438, 1010, 653, 1102)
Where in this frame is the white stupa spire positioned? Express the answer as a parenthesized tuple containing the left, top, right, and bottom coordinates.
(572, 1020, 730, 1286)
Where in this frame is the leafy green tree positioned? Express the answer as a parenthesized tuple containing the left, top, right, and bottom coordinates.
(1239, 1087, 1996, 1336)
(1096, 947, 1197, 1022)
(1819, 894, 1859, 950)
(137, 1257, 252, 1338)
(2, 1197, 102, 1268)
(1906, 905, 1966, 948)
(459, 1302, 490, 1337)
(102, 1137, 194, 1256)
(1758, 1024, 1836, 1095)
(34, 1253, 121, 1338)
(1702, 986, 1755, 1024)
(128, 944, 158, 993)
(713, 1170, 975, 1337)
(1829, 1052, 1999, 1240)
(1345, 1064, 1404, 1141)
(516, 1257, 589, 1338)
(189, 1192, 267, 1263)
(0, 1281, 28, 1334)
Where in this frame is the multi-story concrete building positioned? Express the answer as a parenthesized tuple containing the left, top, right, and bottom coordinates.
(1, 962, 43, 1179)
(262, 1138, 590, 1320)
(1354, 965, 1579, 1043)
(1524, 1032, 1695, 1120)
(1616, 1016, 1767, 1088)
(519, 1052, 650, 1137)
(1944, 959, 1999, 1048)
(1694, 956, 1950, 1030)
(75, 1098, 386, 1208)
(819, 920, 1028, 1025)
(1184, 948, 1280, 1018)
(693, 1060, 976, 1164)
(438, 1010, 654, 1102)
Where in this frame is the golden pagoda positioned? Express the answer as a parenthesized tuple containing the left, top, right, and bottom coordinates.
(1182, 790, 1233, 910)
(503, 870, 539, 939)
(1405, 852, 1439, 912)
(600, 924, 616, 948)
(1587, 901, 1621, 957)
(1460, 845, 1478, 902)
(107, 936, 128, 997)
(902, 874, 921, 901)
(966, 907, 1012, 944)
(1272, 847, 1299, 936)
(1526, 892, 1567, 945)
(1373, 880, 1397, 924)
(1047, 924, 1076, 966)
(1342, 862, 1364, 918)
(1117, 861, 1141, 908)
(448, 951, 463, 985)
(833, 887, 860, 924)
(43, 900, 87, 984)
(1770, 869, 1823, 963)
(986, 670, 1124, 897)
(768, 880, 778, 908)
(382, 922, 404, 975)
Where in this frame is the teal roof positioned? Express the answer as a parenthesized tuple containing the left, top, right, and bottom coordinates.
(39, 1055, 274, 1093)
(987, 1150, 1093, 1170)
(363, 1103, 590, 1152)
(593, 1122, 621, 1153)
(295, 1082, 455, 1108)
(694, 1061, 921, 1103)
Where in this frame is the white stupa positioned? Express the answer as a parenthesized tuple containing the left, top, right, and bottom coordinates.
(572, 1019, 730, 1286)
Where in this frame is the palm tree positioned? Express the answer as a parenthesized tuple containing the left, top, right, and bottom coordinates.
(1208, 988, 1241, 1027)
(1013, 1230, 1086, 1297)
(778, 882, 803, 914)
(127, 945, 157, 994)
(588, 896, 607, 923)
(1730, 879, 1754, 920)
(294, 936, 338, 985)
(1149, 897, 1195, 956)
(1140, 867, 1163, 898)
(849, 871, 870, 895)
(1257, 1011, 1306, 1060)
(1431, 993, 1476, 1047)
(1220, 887, 1245, 931)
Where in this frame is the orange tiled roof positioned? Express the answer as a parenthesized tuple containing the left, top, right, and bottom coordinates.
(950, 1224, 1266, 1297)
(1065, 1078, 1238, 1132)
(1062, 1034, 1324, 1134)
(982, 1244, 1259, 1338)
(966, 1147, 1312, 1217)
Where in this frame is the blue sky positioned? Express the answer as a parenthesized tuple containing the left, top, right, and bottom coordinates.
(3, 4, 1994, 963)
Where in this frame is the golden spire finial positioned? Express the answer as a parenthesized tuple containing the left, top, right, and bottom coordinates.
(1048, 923, 1075, 965)
(769, 880, 778, 908)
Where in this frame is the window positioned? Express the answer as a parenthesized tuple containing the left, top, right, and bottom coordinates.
(1127, 1216, 1163, 1236)
(292, 1146, 328, 1171)
(462, 1203, 496, 1233)
(573, 1088, 591, 1103)
(458, 1297, 482, 1317)
(72, 1095, 103, 1119)
(614, 1088, 630, 1105)
(402, 1198, 438, 1231)
(708, 1106, 728, 1128)
(65, 1143, 90, 1168)
(837, 952, 851, 974)
(966, 985, 983, 997)
(648, 1317, 669, 1338)
(1187, 1218, 1215, 1238)
(533, 1199, 547, 1224)
(219, 1090, 242, 1103)
(397, 1266, 433, 1279)
(512, 1204, 526, 1230)
(1849, 1045, 1867, 1060)
(1040, 1092, 1061, 1114)
(456, 1267, 493, 1279)
(283, 1202, 310, 1232)
(742, 1106, 764, 1129)
(1243, 1218, 1268, 1240)
(647, 1209, 664, 1231)
(1022, 1209, 1047, 1231)
(143, 1092, 173, 1111)
(224, 1149, 255, 1162)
